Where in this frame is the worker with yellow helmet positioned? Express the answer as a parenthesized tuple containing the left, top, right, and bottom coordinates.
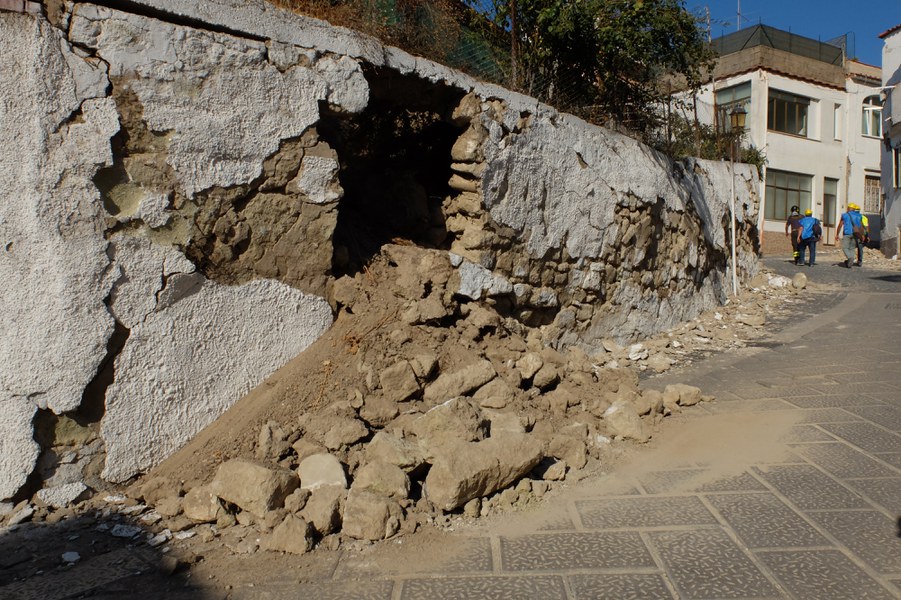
(836, 203, 865, 268)
(850, 204, 869, 266)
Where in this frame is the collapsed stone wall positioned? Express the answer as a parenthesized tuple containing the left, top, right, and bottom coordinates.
(0, 0, 759, 507)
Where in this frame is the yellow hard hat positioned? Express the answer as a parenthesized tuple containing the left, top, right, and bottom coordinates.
(848, 203, 859, 210)
(804, 209, 813, 216)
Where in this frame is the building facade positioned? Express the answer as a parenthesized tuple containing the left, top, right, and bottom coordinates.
(688, 26, 883, 252)
(880, 24, 901, 257)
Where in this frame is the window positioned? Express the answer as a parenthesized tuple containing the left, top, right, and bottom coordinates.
(768, 90, 809, 136)
(765, 169, 812, 221)
(833, 104, 842, 140)
(864, 176, 881, 213)
(823, 178, 838, 226)
(894, 148, 901, 189)
(715, 82, 751, 133)
(861, 95, 883, 137)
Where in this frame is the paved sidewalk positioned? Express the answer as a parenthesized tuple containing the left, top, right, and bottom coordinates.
(272, 260, 901, 600)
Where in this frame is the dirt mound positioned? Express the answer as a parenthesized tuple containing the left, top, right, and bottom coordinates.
(2, 243, 807, 558)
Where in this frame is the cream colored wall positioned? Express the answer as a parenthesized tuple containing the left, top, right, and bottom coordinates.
(692, 68, 881, 237)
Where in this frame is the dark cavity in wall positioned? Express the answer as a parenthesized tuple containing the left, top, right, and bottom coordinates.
(319, 66, 467, 276)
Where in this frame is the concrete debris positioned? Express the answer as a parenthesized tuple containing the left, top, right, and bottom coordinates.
(210, 459, 299, 518)
(1, 249, 804, 555)
(183, 485, 224, 523)
(56, 251, 795, 553)
(297, 454, 348, 491)
(603, 400, 650, 443)
(342, 489, 403, 541)
(110, 524, 142, 538)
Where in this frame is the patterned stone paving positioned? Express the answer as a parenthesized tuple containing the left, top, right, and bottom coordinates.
(498, 531, 655, 571)
(649, 529, 782, 598)
(6, 263, 901, 599)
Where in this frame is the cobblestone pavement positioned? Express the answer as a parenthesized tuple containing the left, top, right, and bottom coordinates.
(4, 257, 900, 600)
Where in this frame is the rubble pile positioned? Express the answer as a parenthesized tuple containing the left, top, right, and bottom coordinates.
(1, 245, 807, 558)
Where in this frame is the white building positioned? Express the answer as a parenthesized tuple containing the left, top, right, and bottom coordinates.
(688, 26, 883, 251)
(880, 24, 901, 257)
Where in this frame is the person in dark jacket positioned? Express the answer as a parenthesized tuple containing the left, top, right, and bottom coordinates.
(784, 205, 803, 264)
(797, 209, 821, 267)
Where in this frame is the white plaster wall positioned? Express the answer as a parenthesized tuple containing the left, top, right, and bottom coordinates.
(101, 235, 333, 482)
(0, 9, 337, 498)
(481, 109, 757, 340)
(0, 14, 117, 499)
(482, 113, 756, 259)
(69, 4, 368, 199)
(882, 31, 901, 255)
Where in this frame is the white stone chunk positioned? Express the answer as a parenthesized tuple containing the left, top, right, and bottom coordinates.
(37, 482, 88, 509)
(297, 454, 347, 491)
(454, 261, 513, 300)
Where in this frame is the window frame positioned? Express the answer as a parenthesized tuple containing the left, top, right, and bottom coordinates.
(863, 175, 881, 213)
(767, 89, 810, 137)
(715, 82, 752, 134)
(894, 148, 901, 189)
(823, 177, 838, 226)
(764, 169, 813, 221)
(861, 95, 883, 138)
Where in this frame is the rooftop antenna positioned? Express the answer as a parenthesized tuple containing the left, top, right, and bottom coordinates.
(737, 0, 742, 31)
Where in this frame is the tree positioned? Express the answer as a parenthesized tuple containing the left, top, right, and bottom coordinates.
(593, 0, 712, 132)
(466, 0, 713, 133)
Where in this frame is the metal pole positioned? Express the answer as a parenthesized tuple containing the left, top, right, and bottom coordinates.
(730, 142, 738, 296)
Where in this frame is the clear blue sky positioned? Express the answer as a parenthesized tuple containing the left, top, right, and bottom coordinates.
(696, 0, 901, 67)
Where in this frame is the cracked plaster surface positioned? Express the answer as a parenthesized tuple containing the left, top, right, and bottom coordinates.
(482, 113, 757, 261)
(0, 8, 342, 498)
(69, 3, 368, 198)
(0, 13, 118, 498)
(102, 235, 333, 482)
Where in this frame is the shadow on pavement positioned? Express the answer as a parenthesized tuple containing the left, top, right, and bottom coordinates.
(0, 511, 216, 600)
(869, 274, 901, 283)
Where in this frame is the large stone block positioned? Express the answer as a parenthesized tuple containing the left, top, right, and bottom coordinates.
(299, 485, 344, 535)
(342, 489, 403, 541)
(262, 514, 315, 554)
(411, 398, 488, 453)
(210, 459, 299, 517)
(603, 400, 650, 443)
(297, 453, 347, 491)
(183, 485, 224, 523)
(424, 433, 543, 511)
(352, 461, 410, 500)
(379, 361, 420, 403)
(423, 360, 497, 403)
